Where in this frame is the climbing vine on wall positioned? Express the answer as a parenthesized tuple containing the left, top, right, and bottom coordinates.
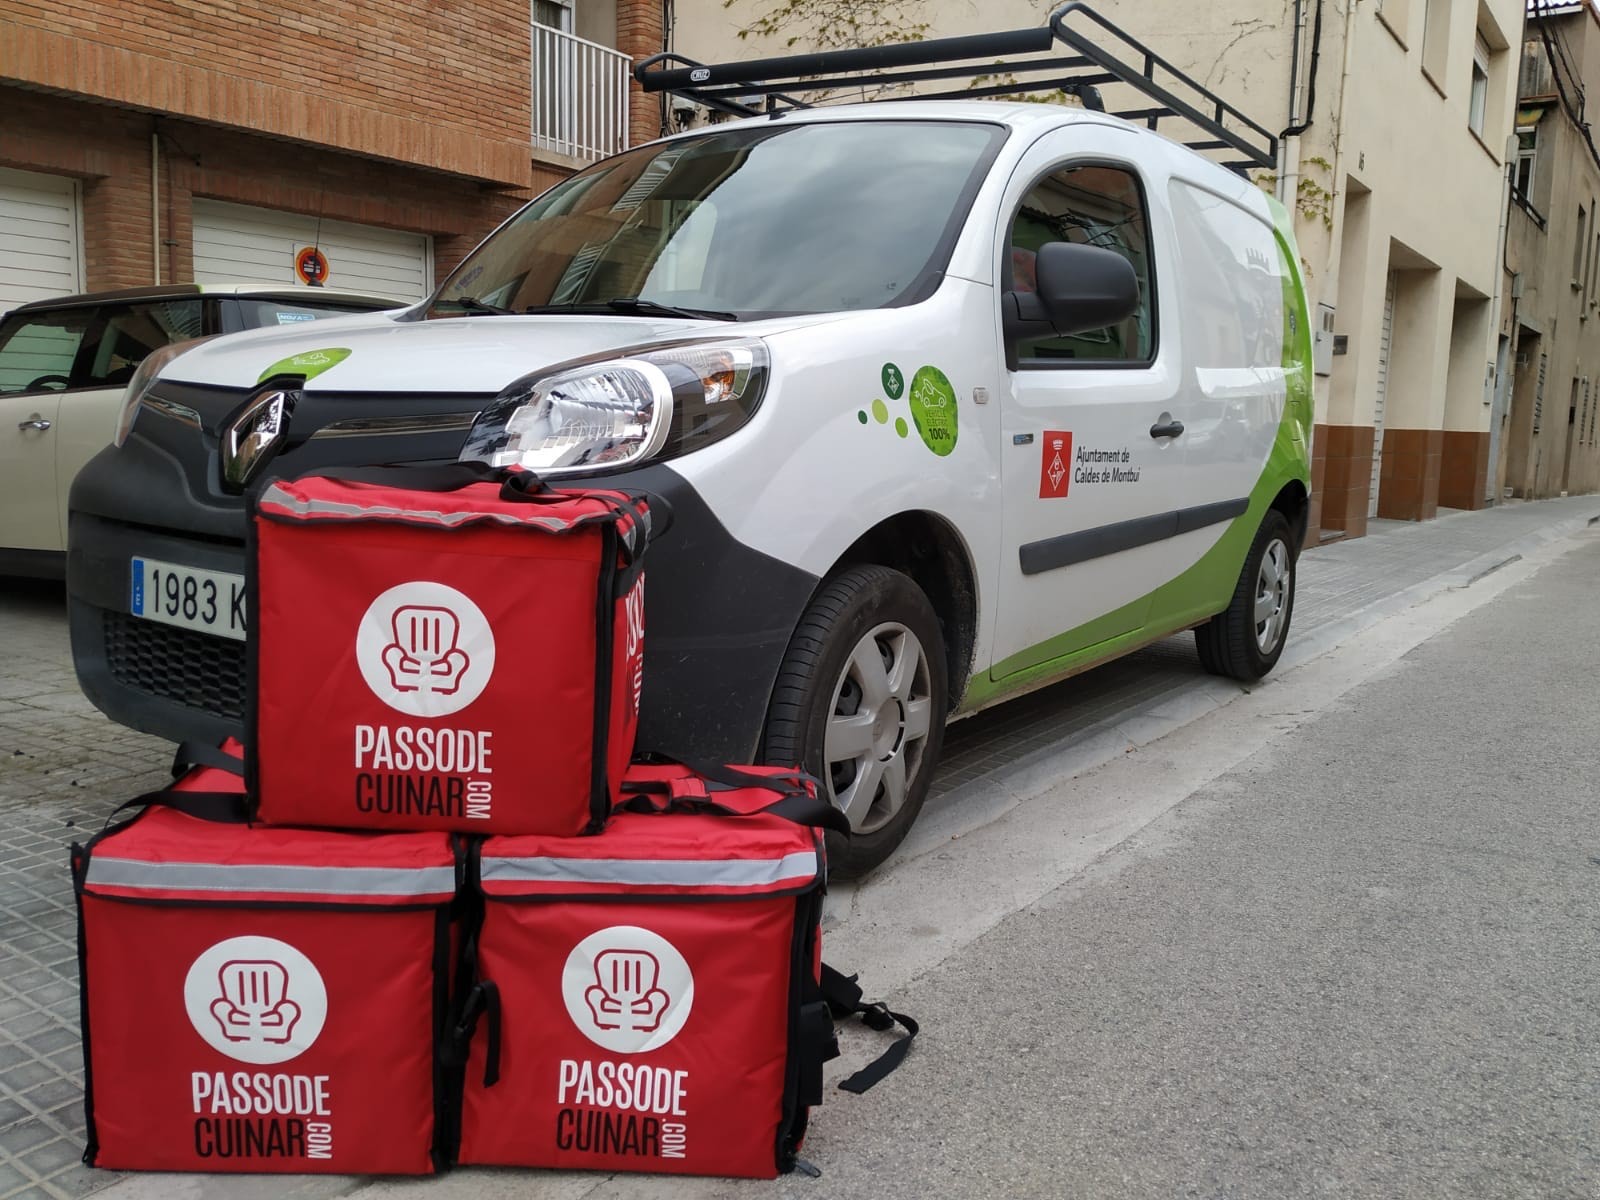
(722, 0, 930, 51)
(1254, 155, 1335, 232)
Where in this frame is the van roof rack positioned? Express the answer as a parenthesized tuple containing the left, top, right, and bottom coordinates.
(635, 2, 1277, 177)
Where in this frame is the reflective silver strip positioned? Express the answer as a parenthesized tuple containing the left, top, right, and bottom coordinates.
(258, 484, 579, 532)
(141, 394, 203, 431)
(480, 850, 818, 890)
(309, 411, 481, 440)
(85, 857, 456, 898)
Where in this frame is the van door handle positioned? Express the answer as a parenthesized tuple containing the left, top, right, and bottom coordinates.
(1149, 419, 1184, 439)
(18, 416, 52, 431)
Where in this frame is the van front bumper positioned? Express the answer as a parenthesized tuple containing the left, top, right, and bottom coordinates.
(68, 460, 818, 764)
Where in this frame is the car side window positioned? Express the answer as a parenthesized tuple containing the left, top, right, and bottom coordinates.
(80, 300, 205, 389)
(1008, 163, 1156, 366)
(0, 308, 95, 395)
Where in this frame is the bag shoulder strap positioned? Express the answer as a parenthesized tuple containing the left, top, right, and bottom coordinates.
(619, 756, 849, 836)
(820, 963, 919, 1093)
(170, 740, 244, 780)
(100, 787, 251, 829)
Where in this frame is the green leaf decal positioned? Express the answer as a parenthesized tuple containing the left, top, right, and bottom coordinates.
(257, 347, 352, 384)
(907, 365, 958, 456)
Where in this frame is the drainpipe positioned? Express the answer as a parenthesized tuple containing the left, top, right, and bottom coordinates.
(1277, 0, 1305, 207)
(151, 131, 161, 286)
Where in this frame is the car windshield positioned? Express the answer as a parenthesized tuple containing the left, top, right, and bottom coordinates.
(426, 120, 1006, 321)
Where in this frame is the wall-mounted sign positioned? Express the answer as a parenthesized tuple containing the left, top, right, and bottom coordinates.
(295, 246, 330, 287)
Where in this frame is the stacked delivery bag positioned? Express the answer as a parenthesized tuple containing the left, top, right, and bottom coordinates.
(72, 465, 915, 1181)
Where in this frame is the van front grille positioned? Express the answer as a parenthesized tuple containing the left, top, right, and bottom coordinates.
(103, 611, 246, 722)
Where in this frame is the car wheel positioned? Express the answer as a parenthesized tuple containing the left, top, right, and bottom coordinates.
(1195, 509, 1296, 681)
(762, 565, 948, 879)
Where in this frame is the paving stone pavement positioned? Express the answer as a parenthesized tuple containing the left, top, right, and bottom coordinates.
(0, 494, 1597, 1199)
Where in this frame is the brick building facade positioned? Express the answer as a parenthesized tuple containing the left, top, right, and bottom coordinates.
(1, 0, 667, 308)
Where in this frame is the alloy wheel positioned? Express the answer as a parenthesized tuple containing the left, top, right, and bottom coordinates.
(1254, 537, 1292, 655)
(822, 621, 934, 834)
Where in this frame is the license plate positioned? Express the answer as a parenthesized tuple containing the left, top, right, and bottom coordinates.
(130, 558, 247, 641)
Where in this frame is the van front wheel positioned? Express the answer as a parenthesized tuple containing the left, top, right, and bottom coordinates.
(762, 565, 948, 879)
(1195, 509, 1296, 680)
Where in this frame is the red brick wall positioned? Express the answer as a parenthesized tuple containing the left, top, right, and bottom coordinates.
(1, 1, 534, 186)
(0, 85, 531, 291)
(618, 0, 666, 145)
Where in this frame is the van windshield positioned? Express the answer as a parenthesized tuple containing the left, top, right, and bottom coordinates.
(427, 120, 1006, 321)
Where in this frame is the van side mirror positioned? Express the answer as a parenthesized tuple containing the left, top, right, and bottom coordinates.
(1003, 241, 1140, 342)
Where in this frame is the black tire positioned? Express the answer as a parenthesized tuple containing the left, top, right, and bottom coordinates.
(762, 565, 948, 879)
(1195, 509, 1296, 681)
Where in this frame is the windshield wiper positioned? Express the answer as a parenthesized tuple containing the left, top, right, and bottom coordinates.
(451, 296, 515, 316)
(602, 297, 739, 322)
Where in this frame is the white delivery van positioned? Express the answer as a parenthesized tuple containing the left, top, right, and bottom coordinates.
(70, 3, 1312, 874)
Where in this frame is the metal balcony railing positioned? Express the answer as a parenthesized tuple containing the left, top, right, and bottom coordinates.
(532, 22, 631, 162)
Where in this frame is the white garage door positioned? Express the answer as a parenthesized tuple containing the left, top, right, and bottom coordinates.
(0, 167, 84, 317)
(192, 200, 432, 302)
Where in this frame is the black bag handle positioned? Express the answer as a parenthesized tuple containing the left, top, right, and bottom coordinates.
(449, 979, 502, 1089)
(820, 964, 918, 1093)
(108, 787, 251, 826)
(631, 753, 818, 796)
(170, 740, 244, 781)
(619, 756, 849, 836)
(305, 461, 539, 497)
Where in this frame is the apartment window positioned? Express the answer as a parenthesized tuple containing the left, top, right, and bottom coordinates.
(1577, 206, 1589, 286)
(1513, 127, 1537, 199)
(1469, 36, 1489, 136)
(1589, 203, 1599, 300)
(1591, 230, 1600, 306)
(533, 0, 572, 31)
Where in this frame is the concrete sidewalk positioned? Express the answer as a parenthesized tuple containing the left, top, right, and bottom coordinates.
(0, 494, 1597, 1200)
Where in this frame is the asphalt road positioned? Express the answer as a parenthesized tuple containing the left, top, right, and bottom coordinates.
(756, 531, 1600, 1199)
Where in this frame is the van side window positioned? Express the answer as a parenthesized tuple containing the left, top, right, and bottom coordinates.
(1008, 164, 1155, 366)
(0, 309, 94, 395)
(81, 300, 205, 388)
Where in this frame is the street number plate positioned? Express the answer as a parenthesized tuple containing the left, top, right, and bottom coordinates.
(129, 558, 247, 642)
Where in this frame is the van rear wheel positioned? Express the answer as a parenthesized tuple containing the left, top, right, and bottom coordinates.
(1196, 509, 1296, 680)
(762, 565, 948, 879)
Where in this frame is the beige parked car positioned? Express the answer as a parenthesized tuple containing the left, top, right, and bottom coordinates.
(0, 283, 399, 577)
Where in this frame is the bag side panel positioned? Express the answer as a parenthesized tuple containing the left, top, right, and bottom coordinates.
(606, 571, 645, 812)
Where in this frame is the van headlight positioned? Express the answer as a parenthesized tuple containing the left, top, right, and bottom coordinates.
(459, 340, 768, 473)
(113, 338, 209, 447)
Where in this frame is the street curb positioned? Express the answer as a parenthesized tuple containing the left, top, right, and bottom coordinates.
(889, 506, 1600, 870)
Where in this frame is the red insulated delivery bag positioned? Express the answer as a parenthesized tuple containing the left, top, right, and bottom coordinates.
(73, 774, 459, 1175)
(248, 466, 649, 836)
(452, 795, 844, 1178)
